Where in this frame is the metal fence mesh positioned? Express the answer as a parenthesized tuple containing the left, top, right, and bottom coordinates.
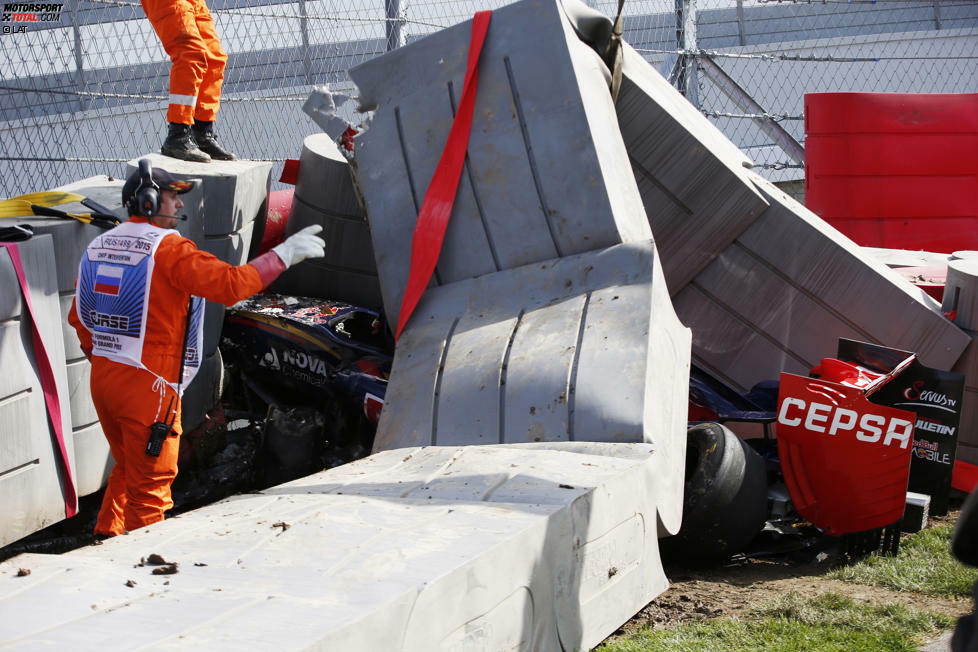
(1, 0, 977, 198)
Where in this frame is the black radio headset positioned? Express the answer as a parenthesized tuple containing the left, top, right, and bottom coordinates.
(128, 158, 160, 217)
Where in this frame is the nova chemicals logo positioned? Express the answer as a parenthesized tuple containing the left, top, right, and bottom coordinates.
(2, 3, 62, 32)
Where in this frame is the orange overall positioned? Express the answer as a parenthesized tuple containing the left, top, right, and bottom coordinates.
(69, 218, 283, 536)
(142, 0, 227, 125)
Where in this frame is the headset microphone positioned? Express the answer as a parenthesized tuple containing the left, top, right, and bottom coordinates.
(156, 214, 189, 220)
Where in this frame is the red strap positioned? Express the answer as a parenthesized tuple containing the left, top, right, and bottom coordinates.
(279, 159, 300, 185)
(395, 11, 492, 341)
(1, 243, 78, 518)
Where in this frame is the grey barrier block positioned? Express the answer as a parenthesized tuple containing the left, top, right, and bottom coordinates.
(373, 240, 690, 535)
(0, 442, 669, 650)
(0, 235, 76, 546)
(944, 258, 978, 331)
(180, 348, 224, 434)
(675, 174, 970, 393)
(201, 219, 255, 265)
(952, 329, 978, 466)
(4, 219, 104, 293)
(292, 133, 363, 218)
(270, 258, 385, 309)
(126, 154, 272, 237)
(67, 420, 112, 499)
(64, 359, 99, 429)
(199, 221, 256, 356)
(58, 293, 83, 361)
(864, 247, 951, 269)
(616, 43, 770, 294)
(56, 281, 111, 498)
(269, 133, 382, 308)
(350, 0, 651, 327)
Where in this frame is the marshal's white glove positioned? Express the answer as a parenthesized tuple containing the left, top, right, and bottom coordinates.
(272, 224, 326, 268)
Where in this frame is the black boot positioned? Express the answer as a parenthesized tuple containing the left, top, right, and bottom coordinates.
(191, 120, 236, 161)
(161, 122, 211, 163)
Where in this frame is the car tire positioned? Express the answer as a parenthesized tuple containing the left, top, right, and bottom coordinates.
(660, 422, 769, 565)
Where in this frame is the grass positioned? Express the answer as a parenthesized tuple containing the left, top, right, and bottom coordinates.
(597, 592, 953, 652)
(827, 525, 978, 598)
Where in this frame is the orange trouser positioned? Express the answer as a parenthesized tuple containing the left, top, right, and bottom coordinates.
(91, 357, 183, 536)
(142, 0, 227, 125)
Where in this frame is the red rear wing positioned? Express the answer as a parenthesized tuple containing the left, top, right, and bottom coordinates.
(776, 371, 915, 535)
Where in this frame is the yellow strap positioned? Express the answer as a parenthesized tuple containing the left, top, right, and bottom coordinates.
(5, 191, 85, 206)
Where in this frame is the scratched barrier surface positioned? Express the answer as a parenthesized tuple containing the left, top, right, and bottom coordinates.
(1, 442, 668, 651)
(0, 235, 76, 547)
(350, 0, 652, 328)
(373, 241, 691, 536)
(6, 177, 126, 500)
(672, 174, 971, 394)
(269, 133, 382, 308)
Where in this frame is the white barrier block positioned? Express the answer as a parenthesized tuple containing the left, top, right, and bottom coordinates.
(0, 443, 668, 651)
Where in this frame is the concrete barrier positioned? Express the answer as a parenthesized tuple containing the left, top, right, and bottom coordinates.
(269, 133, 382, 308)
(0, 442, 669, 651)
(0, 235, 76, 546)
(350, 0, 651, 328)
(2, 176, 125, 499)
(373, 241, 690, 535)
(617, 43, 769, 294)
(673, 175, 970, 392)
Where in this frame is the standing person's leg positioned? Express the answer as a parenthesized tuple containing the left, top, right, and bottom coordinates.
(141, 0, 211, 161)
(90, 361, 128, 537)
(119, 376, 182, 531)
(92, 360, 183, 532)
(120, 401, 181, 531)
(190, 0, 236, 160)
(192, 0, 225, 123)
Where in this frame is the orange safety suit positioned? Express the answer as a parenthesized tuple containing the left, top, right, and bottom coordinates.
(142, 0, 227, 125)
(69, 217, 283, 536)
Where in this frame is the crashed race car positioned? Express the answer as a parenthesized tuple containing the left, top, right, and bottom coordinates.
(221, 292, 393, 421)
(218, 293, 394, 485)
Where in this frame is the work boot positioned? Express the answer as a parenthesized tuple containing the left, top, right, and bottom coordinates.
(191, 120, 236, 161)
(161, 122, 211, 163)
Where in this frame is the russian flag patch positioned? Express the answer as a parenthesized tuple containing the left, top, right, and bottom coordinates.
(94, 264, 123, 296)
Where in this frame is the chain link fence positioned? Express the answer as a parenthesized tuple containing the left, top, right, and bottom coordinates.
(1, 0, 976, 198)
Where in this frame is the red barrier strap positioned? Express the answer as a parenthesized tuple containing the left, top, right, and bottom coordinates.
(2, 242, 78, 518)
(395, 10, 492, 341)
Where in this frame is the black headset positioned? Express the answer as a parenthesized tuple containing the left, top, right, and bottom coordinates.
(127, 158, 160, 217)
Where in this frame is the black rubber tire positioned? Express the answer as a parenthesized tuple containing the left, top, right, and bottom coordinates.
(660, 422, 769, 565)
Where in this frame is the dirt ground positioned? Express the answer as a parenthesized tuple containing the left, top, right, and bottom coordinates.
(610, 509, 973, 641)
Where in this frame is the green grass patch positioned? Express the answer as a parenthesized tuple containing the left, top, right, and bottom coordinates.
(827, 525, 977, 598)
(598, 592, 952, 652)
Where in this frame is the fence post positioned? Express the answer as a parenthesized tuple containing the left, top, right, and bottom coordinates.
(673, 0, 698, 107)
(300, 0, 311, 84)
(736, 0, 746, 46)
(934, 1, 942, 30)
(386, 0, 403, 51)
(72, 1, 88, 112)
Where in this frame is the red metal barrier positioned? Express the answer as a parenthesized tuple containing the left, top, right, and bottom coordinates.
(805, 93, 978, 253)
